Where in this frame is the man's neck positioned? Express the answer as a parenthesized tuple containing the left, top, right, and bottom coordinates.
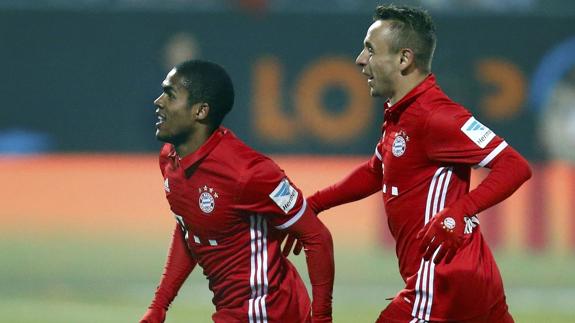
(389, 72, 429, 106)
(174, 126, 215, 157)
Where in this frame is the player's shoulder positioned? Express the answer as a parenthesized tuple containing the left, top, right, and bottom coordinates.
(416, 84, 467, 112)
(241, 148, 282, 178)
(420, 90, 472, 129)
(220, 134, 287, 199)
(217, 130, 282, 175)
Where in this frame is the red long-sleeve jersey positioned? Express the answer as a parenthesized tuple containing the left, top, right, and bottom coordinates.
(309, 75, 531, 321)
(149, 127, 334, 323)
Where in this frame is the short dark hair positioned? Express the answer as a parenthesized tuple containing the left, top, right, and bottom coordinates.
(374, 5, 436, 73)
(174, 59, 235, 127)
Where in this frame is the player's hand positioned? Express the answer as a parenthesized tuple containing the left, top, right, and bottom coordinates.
(139, 307, 166, 323)
(416, 207, 465, 264)
(282, 233, 304, 257)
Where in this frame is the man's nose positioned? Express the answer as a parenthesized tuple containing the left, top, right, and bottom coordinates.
(355, 49, 367, 66)
(154, 95, 163, 107)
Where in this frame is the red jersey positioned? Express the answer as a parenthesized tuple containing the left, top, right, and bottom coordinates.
(371, 75, 509, 321)
(159, 128, 314, 322)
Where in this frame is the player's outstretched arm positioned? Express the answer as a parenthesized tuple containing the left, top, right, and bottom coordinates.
(140, 225, 196, 323)
(308, 160, 382, 214)
(286, 207, 334, 323)
(418, 146, 532, 264)
(282, 160, 381, 257)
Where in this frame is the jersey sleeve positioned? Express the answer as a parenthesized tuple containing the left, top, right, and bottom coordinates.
(424, 106, 509, 168)
(285, 205, 334, 320)
(147, 224, 196, 311)
(236, 157, 307, 230)
(368, 139, 384, 173)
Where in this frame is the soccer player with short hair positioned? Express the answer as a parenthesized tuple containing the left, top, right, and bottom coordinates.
(139, 60, 334, 323)
(287, 5, 532, 322)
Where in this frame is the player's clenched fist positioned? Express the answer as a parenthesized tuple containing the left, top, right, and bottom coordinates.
(139, 307, 166, 323)
(416, 207, 466, 264)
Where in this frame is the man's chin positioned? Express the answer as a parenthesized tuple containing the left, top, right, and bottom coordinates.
(369, 87, 387, 98)
(155, 132, 171, 143)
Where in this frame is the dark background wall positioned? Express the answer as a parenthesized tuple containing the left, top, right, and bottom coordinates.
(2, 10, 574, 160)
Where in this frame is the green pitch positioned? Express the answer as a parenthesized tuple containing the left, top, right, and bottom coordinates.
(1, 235, 574, 323)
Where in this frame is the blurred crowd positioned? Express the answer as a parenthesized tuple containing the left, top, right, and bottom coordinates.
(1, 0, 574, 14)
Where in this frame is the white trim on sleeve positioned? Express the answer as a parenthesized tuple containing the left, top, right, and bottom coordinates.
(477, 141, 508, 168)
(274, 199, 307, 230)
(375, 146, 382, 161)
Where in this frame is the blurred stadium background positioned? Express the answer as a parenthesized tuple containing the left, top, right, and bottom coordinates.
(1, 0, 575, 322)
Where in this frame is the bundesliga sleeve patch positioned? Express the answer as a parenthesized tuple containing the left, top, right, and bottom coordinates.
(269, 178, 299, 214)
(461, 117, 496, 148)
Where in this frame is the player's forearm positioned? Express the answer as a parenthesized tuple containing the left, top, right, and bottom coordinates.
(453, 147, 532, 216)
(305, 228, 334, 322)
(149, 225, 196, 310)
(309, 160, 382, 213)
(288, 209, 334, 322)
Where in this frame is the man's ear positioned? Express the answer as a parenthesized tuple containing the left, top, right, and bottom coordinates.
(194, 102, 210, 121)
(399, 48, 416, 72)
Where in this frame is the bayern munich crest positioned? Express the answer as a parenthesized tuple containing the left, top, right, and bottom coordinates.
(392, 130, 409, 157)
(442, 217, 456, 232)
(198, 185, 219, 214)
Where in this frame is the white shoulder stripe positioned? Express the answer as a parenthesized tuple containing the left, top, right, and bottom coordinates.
(375, 145, 382, 161)
(477, 141, 508, 168)
(275, 199, 307, 230)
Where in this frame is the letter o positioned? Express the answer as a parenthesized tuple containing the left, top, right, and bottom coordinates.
(295, 57, 372, 143)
